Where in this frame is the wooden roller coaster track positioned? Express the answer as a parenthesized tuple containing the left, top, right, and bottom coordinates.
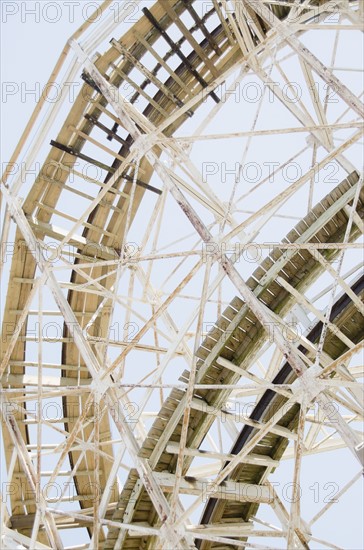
(1, 1, 363, 549)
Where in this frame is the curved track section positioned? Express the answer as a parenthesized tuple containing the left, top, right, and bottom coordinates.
(104, 174, 363, 549)
(1, 1, 363, 549)
(2, 2, 246, 542)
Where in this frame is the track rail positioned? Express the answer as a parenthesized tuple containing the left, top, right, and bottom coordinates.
(197, 273, 364, 549)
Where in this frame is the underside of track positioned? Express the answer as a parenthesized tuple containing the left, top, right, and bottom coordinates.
(1, 1, 363, 549)
(104, 174, 364, 550)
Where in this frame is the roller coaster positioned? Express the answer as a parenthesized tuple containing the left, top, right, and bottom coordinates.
(1, 1, 363, 549)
